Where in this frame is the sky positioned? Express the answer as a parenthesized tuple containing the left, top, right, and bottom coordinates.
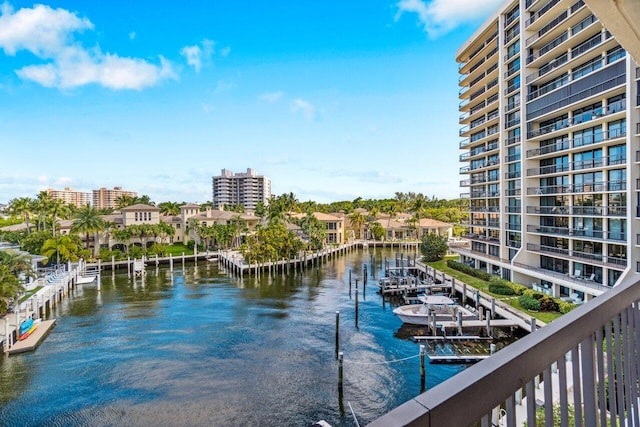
(0, 0, 503, 205)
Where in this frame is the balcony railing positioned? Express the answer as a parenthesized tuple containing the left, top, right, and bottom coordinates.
(371, 274, 640, 427)
(526, 128, 626, 158)
(526, 154, 625, 176)
(527, 180, 626, 195)
(526, 205, 626, 216)
(527, 99, 626, 139)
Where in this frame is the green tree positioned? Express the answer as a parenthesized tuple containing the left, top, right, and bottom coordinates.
(41, 234, 82, 266)
(71, 205, 106, 257)
(8, 197, 33, 234)
(420, 233, 448, 262)
(348, 211, 366, 239)
(158, 201, 181, 216)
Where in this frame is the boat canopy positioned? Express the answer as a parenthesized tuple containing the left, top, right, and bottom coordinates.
(418, 295, 454, 305)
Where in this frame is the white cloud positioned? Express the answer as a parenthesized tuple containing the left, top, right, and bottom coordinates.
(290, 98, 316, 120)
(0, 3, 176, 90)
(129, 31, 136, 40)
(181, 38, 216, 73)
(395, 0, 503, 37)
(214, 79, 234, 93)
(261, 91, 283, 103)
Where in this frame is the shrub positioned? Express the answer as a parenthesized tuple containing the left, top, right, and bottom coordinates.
(539, 296, 559, 312)
(446, 260, 492, 281)
(558, 300, 576, 314)
(489, 283, 516, 295)
(518, 295, 541, 311)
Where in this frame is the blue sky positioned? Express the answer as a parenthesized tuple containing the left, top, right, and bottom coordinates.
(0, 0, 503, 204)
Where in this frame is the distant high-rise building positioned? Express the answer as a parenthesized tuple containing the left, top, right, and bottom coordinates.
(46, 187, 91, 208)
(93, 187, 137, 210)
(455, 0, 639, 300)
(212, 168, 271, 210)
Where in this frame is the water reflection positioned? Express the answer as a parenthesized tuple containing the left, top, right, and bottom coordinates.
(0, 249, 468, 426)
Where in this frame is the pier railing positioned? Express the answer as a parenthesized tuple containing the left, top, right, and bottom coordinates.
(368, 276, 640, 426)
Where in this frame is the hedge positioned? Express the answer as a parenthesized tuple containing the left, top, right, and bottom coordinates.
(518, 295, 541, 311)
(447, 260, 576, 314)
(446, 260, 492, 281)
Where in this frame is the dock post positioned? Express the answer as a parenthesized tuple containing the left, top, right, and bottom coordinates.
(155, 254, 159, 267)
(478, 306, 484, 321)
(338, 352, 344, 395)
(431, 313, 437, 336)
(354, 280, 359, 330)
(111, 255, 115, 271)
(530, 317, 537, 333)
(491, 298, 496, 319)
(475, 290, 480, 308)
(420, 344, 426, 393)
(486, 315, 491, 337)
(169, 253, 173, 272)
(127, 257, 131, 278)
(335, 311, 340, 359)
(182, 252, 185, 269)
(457, 311, 463, 336)
(490, 343, 496, 355)
(462, 283, 467, 305)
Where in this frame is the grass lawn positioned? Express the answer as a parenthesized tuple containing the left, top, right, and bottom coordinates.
(164, 244, 194, 256)
(19, 286, 43, 303)
(427, 257, 563, 324)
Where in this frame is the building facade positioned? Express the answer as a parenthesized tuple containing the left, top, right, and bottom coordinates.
(212, 168, 271, 210)
(456, 0, 640, 302)
(46, 187, 91, 208)
(92, 187, 138, 210)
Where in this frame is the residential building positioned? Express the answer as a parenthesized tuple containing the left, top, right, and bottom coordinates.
(46, 187, 91, 208)
(290, 212, 345, 245)
(212, 168, 271, 210)
(92, 187, 137, 210)
(456, 0, 640, 302)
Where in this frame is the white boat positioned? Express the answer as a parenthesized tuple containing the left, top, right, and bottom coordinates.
(76, 275, 96, 284)
(393, 295, 475, 325)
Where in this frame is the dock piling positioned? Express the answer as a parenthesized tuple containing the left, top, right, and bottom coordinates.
(335, 311, 340, 359)
(420, 344, 426, 393)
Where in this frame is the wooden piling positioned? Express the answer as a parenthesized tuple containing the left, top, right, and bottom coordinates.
(338, 352, 344, 394)
(335, 311, 340, 359)
(420, 344, 426, 393)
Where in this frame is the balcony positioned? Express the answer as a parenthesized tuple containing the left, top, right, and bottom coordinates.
(526, 205, 626, 216)
(527, 99, 626, 139)
(526, 154, 625, 177)
(524, 0, 561, 29)
(528, 180, 626, 196)
(372, 275, 640, 426)
(526, 127, 626, 159)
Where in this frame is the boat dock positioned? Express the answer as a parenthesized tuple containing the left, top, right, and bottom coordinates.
(427, 354, 489, 364)
(7, 319, 56, 355)
(413, 335, 492, 341)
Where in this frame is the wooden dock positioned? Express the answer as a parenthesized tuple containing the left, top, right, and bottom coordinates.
(413, 335, 492, 341)
(427, 354, 489, 364)
(8, 319, 56, 355)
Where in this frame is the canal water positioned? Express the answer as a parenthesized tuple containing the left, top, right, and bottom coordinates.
(0, 249, 468, 426)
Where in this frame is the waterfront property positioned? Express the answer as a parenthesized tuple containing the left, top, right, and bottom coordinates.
(370, 0, 640, 425)
(212, 168, 271, 210)
(456, 0, 640, 303)
(0, 248, 467, 427)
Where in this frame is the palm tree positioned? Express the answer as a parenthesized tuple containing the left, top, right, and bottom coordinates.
(41, 235, 81, 266)
(158, 201, 181, 216)
(348, 211, 366, 240)
(35, 191, 54, 232)
(71, 205, 106, 257)
(9, 197, 33, 234)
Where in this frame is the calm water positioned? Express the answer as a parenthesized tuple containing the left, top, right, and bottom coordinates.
(0, 249, 466, 426)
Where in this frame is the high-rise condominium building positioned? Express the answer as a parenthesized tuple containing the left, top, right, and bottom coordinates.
(46, 187, 91, 208)
(93, 187, 137, 210)
(212, 168, 271, 210)
(455, 0, 640, 302)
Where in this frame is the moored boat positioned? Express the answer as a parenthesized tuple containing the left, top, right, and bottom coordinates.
(393, 295, 476, 325)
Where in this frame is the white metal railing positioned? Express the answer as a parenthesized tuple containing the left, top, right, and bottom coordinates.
(368, 276, 640, 426)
